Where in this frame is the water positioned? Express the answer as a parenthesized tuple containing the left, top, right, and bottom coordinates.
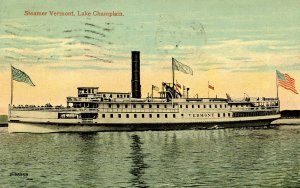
(1, 126, 300, 187)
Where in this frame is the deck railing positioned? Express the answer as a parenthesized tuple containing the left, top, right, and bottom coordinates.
(10, 105, 279, 113)
(229, 106, 279, 111)
(10, 106, 179, 113)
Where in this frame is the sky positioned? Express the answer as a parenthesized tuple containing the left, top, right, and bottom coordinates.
(0, 0, 300, 114)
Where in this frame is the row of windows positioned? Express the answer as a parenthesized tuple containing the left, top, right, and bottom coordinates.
(102, 113, 177, 119)
(180, 104, 227, 109)
(233, 111, 277, 117)
(74, 103, 262, 110)
(231, 104, 250, 108)
(108, 104, 171, 109)
(116, 94, 130, 98)
(100, 94, 130, 98)
(105, 103, 232, 109)
(99, 112, 232, 119)
(78, 89, 97, 94)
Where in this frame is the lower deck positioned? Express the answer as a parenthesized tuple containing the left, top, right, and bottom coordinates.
(8, 104, 280, 133)
(9, 109, 280, 124)
(8, 117, 279, 133)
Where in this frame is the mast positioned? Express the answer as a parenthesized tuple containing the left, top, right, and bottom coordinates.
(172, 57, 175, 94)
(151, 85, 153, 101)
(10, 65, 13, 105)
(276, 71, 279, 99)
(276, 70, 280, 111)
(208, 81, 209, 98)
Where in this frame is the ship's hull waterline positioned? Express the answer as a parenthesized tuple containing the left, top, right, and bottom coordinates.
(8, 117, 280, 133)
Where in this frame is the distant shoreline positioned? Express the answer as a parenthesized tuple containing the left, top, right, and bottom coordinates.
(0, 115, 8, 126)
(280, 110, 300, 118)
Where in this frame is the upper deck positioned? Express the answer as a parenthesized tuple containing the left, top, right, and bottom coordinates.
(11, 96, 279, 113)
(10, 86, 280, 115)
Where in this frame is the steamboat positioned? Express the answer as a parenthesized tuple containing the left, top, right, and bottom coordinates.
(8, 51, 280, 133)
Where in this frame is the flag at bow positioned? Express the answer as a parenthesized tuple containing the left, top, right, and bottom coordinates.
(172, 58, 193, 75)
(276, 70, 298, 94)
(11, 66, 35, 86)
(208, 83, 214, 90)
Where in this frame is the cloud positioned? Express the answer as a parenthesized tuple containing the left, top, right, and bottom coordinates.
(268, 44, 300, 50)
(158, 45, 197, 50)
(0, 34, 71, 43)
(157, 39, 300, 73)
(202, 39, 280, 50)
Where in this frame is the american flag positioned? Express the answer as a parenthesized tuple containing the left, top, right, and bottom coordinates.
(276, 70, 298, 94)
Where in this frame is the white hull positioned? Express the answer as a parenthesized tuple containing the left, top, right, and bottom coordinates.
(8, 122, 132, 133)
(8, 114, 280, 133)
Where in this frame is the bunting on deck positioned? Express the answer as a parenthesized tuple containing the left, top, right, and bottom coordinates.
(152, 85, 159, 91)
(175, 80, 181, 89)
(208, 83, 214, 90)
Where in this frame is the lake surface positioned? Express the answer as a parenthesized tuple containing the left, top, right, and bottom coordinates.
(1, 125, 300, 187)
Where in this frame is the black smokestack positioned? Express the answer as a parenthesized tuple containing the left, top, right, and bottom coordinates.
(131, 51, 141, 98)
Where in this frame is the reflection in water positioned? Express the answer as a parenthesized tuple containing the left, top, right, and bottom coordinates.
(162, 132, 180, 164)
(129, 134, 149, 188)
(76, 133, 98, 186)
